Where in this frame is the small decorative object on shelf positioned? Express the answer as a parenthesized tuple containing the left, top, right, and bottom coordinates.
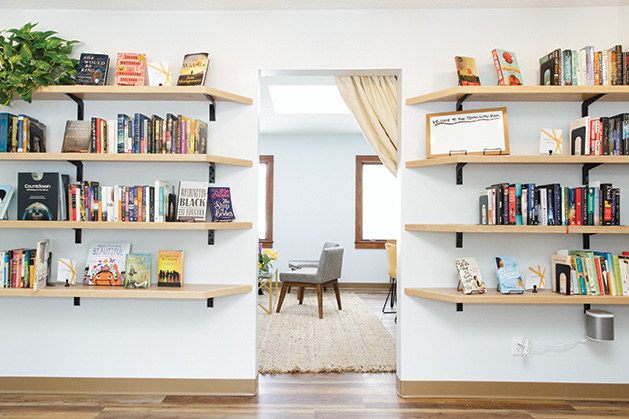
(539, 129, 563, 155)
(147, 61, 172, 86)
(58, 258, 78, 286)
(525, 265, 547, 291)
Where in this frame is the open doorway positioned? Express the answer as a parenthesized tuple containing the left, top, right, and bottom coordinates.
(256, 69, 400, 374)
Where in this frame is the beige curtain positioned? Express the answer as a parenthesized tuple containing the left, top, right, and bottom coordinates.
(335, 75, 398, 177)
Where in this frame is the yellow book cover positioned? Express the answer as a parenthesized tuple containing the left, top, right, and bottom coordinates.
(176, 52, 209, 86)
(158, 250, 183, 287)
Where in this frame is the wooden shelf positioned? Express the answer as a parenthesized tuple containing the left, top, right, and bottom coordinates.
(404, 224, 629, 234)
(23, 85, 253, 105)
(0, 152, 253, 167)
(406, 154, 629, 169)
(0, 283, 252, 300)
(405, 287, 629, 306)
(0, 221, 252, 231)
(406, 85, 629, 106)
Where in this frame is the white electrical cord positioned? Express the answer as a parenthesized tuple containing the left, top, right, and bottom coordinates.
(528, 338, 588, 356)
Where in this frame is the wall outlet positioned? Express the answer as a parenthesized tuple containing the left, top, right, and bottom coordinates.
(512, 336, 528, 356)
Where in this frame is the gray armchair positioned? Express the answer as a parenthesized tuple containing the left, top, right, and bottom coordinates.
(288, 242, 340, 270)
(276, 246, 344, 319)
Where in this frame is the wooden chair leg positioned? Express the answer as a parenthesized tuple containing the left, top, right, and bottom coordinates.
(298, 286, 305, 305)
(332, 279, 342, 310)
(276, 282, 289, 313)
(316, 284, 323, 319)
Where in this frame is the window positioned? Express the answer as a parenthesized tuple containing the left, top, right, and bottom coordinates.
(355, 155, 399, 249)
(259, 155, 274, 248)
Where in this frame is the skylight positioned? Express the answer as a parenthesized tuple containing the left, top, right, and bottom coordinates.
(268, 85, 350, 114)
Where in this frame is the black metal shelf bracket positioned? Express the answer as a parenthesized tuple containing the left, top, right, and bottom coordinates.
(204, 94, 216, 122)
(74, 228, 82, 244)
(456, 232, 463, 248)
(455, 162, 467, 185)
(456, 94, 472, 112)
(209, 162, 216, 184)
(582, 163, 602, 185)
(583, 233, 594, 250)
(208, 229, 215, 245)
(456, 303, 463, 312)
(581, 94, 605, 117)
(207, 298, 214, 308)
(65, 93, 84, 121)
(74, 297, 81, 306)
(584, 304, 591, 313)
(68, 160, 84, 182)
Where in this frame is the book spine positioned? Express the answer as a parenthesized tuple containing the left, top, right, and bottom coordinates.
(492, 50, 504, 84)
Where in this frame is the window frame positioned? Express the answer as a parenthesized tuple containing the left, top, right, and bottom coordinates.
(355, 155, 387, 249)
(259, 155, 274, 248)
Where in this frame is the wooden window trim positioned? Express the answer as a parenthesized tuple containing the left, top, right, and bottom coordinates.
(355, 155, 386, 249)
(259, 155, 274, 248)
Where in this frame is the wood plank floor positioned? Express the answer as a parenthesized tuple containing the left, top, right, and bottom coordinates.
(1, 290, 628, 418)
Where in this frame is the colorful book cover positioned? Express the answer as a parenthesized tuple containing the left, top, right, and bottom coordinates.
(75, 53, 110, 85)
(124, 253, 152, 289)
(208, 187, 235, 222)
(157, 250, 183, 287)
(0, 185, 14, 219)
(0, 112, 17, 153)
(114, 53, 147, 86)
(176, 180, 208, 222)
(454, 56, 480, 86)
(492, 49, 523, 86)
(84, 243, 131, 286)
(33, 239, 50, 290)
(494, 256, 525, 294)
(17, 172, 62, 221)
(454, 257, 486, 294)
(176, 52, 210, 86)
(195, 120, 207, 154)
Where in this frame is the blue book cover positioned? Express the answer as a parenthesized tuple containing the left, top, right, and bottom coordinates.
(0, 113, 16, 153)
(494, 256, 525, 294)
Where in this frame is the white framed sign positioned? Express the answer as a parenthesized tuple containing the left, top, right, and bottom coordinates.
(426, 107, 509, 158)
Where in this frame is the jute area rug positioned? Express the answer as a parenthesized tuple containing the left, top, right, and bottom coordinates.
(257, 290, 396, 374)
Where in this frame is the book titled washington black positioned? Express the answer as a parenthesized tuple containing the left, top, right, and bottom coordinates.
(75, 53, 110, 85)
(17, 172, 63, 221)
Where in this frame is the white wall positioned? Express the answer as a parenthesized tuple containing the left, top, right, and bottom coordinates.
(1, 5, 628, 386)
(259, 133, 389, 284)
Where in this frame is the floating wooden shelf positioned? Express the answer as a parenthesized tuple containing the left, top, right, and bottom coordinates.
(405, 85, 629, 106)
(0, 221, 252, 231)
(405, 287, 629, 310)
(406, 154, 629, 169)
(0, 152, 253, 167)
(404, 224, 629, 234)
(0, 283, 252, 301)
(22, 85, 253, 105)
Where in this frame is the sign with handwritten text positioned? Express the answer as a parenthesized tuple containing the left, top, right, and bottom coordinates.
(426, 107, 509, 158)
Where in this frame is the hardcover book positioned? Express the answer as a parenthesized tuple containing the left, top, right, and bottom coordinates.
(0, 185, 14, 219)
(114, 53, 147, 86)
(176, 52, 210, 86)
(492, 49, 523, 86)
(17, 172, 63, 221)
(124, 253, 152, 289)
(0, 112, 17, 152)
(62, 120, 92, 153)
(494, 256, 525, 294)
(454, 257, 486, 294)
(84, 243, 131, 286)
(28, 119, 46, 152)
(33, 239, 50, 290)
(454, 56, 481, 86)
(75, 53, 110, 85)
(176, 180, 208, 222)
(157, 250, 183, 287)
(208, 187, 235, 222)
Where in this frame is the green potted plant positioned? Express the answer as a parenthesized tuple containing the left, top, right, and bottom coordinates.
(0, 22, 80, 108)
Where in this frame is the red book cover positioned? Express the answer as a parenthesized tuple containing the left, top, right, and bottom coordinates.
(575, 187, 582, 225)
(593, 256, 605, 295)
(492, 49, 523, 86)
(114, 53, 146, 86)
(508, 185, 516, 224)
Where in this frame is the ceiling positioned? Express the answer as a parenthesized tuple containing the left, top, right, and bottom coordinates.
(4, 0, 629, 9)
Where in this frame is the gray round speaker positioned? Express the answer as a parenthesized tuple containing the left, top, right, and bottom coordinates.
(585, 309, 614, 342)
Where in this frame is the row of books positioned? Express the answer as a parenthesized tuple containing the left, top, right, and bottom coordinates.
(540, 45, 629, 86)
(62, 113, 208, 155)
(569, 113, 628, 156)
(551, 250, 629, 296)
(454, 256, 527, 295)
(0, 239, 51, 290)
(0, 113, 46, 153)
(479, 182, 620, 226)
(75, 52, 209, 87)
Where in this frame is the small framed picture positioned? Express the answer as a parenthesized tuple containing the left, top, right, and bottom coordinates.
(539, 128, 563, 155)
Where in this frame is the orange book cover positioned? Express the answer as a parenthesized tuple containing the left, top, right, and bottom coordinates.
(114, 53, 146, 86)
(158, 250, 184, 287)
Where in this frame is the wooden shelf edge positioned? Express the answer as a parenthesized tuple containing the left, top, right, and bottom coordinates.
(404, 287, 629, 304)
(404, 224, 628, 234)
(0, 153, 253, 167)
(406, 155, 629, 168)
(0, 283, 253, 299)
(0, 221, 253, 230)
